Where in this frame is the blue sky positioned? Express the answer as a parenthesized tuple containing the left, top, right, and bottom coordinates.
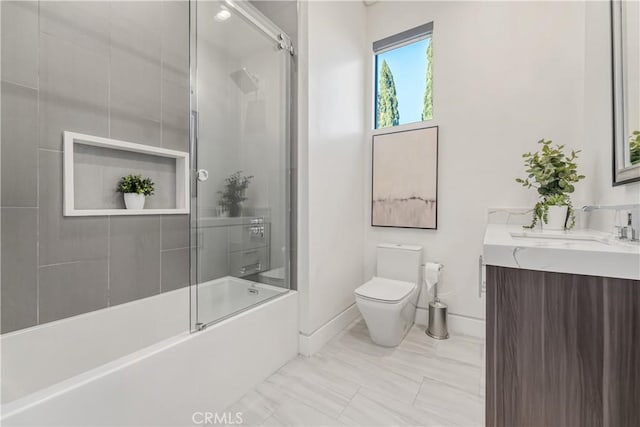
(376, 38, 429, 126)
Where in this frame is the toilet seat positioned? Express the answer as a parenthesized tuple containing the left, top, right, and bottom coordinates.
(355, 277, 416, 304)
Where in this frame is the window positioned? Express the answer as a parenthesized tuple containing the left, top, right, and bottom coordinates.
(374, 23, 433, 129)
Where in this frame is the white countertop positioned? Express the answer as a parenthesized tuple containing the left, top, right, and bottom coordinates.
(483, 224, 640, 280)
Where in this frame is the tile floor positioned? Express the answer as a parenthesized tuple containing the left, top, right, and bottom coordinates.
(224, 318, 485, 426)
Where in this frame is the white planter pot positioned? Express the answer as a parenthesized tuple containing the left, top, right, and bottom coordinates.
(544, 205, 568, 230)
(124, 193, 146, 210)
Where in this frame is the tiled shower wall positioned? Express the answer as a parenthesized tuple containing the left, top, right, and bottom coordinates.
(1, 1, 190, 333)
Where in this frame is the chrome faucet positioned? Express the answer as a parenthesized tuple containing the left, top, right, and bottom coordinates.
(582, 204, 640, 241)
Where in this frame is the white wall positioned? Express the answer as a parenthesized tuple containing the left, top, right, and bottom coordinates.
(297, 0, 637, 338)
(364, 1, 588, 322)
(298, 1, 367, 335)
(582, 0, 640, 232)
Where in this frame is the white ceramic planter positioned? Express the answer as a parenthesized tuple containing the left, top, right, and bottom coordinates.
(124, 193, 145, 210)
(544, 205, 568, 230)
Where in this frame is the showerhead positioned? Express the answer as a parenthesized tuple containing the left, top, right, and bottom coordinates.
(230, 67, 259, 94)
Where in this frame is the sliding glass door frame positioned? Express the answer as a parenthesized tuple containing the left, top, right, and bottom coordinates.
(188, 0, 293, 332)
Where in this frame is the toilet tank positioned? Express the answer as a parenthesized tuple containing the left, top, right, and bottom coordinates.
(376, 243, 423, 284)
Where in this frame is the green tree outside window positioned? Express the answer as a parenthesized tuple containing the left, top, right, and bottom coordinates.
(377, 60, 400, 128)
(422, 39, 433, 121)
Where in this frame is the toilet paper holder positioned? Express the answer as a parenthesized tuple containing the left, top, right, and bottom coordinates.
(421, 262, 444, 298)
(421, 262, 449, 340)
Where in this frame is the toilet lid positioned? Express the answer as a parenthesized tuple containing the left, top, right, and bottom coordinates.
(355, 277, 416, 303)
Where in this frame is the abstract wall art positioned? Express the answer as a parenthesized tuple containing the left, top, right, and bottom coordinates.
(371, 126, 438, 229)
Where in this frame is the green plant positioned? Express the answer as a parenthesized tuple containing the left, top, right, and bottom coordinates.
(218, 171, 253, 216)
(630, 130, 640, 165)
(516, 139, 585, 229)
(421, 38, 433, 121)
(377, 60, 399, 128)
(117, 174, 155, 196)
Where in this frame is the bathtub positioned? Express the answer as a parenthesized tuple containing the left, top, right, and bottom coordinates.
(1, 278, 297, 426)
(196, 276, 288, 324)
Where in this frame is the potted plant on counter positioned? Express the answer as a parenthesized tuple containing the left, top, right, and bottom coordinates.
(218, 171, 253, 217)
(117, 174, 155, 210)
(516, 139, 585, 230)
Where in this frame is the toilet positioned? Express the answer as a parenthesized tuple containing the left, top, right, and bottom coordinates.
(355, 243, 422, 347)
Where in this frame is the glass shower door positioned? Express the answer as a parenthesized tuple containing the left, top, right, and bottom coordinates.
(190, 0, 291, 330)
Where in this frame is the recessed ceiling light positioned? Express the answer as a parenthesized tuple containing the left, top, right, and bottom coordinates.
(215, 8, 231, 22)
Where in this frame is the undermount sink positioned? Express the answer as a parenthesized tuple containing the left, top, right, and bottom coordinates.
(510, 230, 611, 245)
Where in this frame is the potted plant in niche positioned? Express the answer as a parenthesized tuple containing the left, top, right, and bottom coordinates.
(218, 171, 253, 217)
(117, 174, 155, 210)
(516, 139, 585, 230)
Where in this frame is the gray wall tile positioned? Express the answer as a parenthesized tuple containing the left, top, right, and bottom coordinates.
(110, 1, 162, 55)
(39, 150, 109, 265)
(40, 1, 110, 54)
(109, 216, 161, 305)
(1, 208, 38, 333)
(1, 1, 38, 88)
(110, 2, 162, 128)
(39, 34, 109, 150)
(109, 3, 163, 147)
(110, 115, 161, 147)
(110, 50, 161, 125)
(162, 215, 189, 250)
(1, 82, 38, 207)
(39, 260, 108, 323)
(160, 1, 189, 154)
(198, 226, 229, 282)
(161, 1, 189, 85)
(1, 0, 193, 331)
(161, 248, 189, 292)
(161, 78, 189, 151)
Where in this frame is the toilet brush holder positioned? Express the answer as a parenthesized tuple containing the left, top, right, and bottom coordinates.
(426, 299, 449, 340)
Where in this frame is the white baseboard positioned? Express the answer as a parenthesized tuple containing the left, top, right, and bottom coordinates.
(298, 304, 360, 356)
(415, 308, 485, 339)
(448, 313, 485, 339)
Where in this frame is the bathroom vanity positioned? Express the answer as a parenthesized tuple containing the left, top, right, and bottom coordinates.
(483, 224, 640, 427)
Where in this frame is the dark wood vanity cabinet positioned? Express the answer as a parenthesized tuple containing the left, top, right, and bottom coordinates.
(486, 265, 640, 427)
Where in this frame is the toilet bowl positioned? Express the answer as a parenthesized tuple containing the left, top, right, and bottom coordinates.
(355, 277, 419, 347)
(355, 243, 423, 347)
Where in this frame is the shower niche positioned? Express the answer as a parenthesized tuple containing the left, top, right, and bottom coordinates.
(63, 132, 190, 216)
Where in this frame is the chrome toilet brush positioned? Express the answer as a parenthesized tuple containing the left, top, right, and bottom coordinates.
(426, 266, 449, 340)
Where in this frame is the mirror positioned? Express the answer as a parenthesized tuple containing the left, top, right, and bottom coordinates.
(612, 0, 640, 185)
